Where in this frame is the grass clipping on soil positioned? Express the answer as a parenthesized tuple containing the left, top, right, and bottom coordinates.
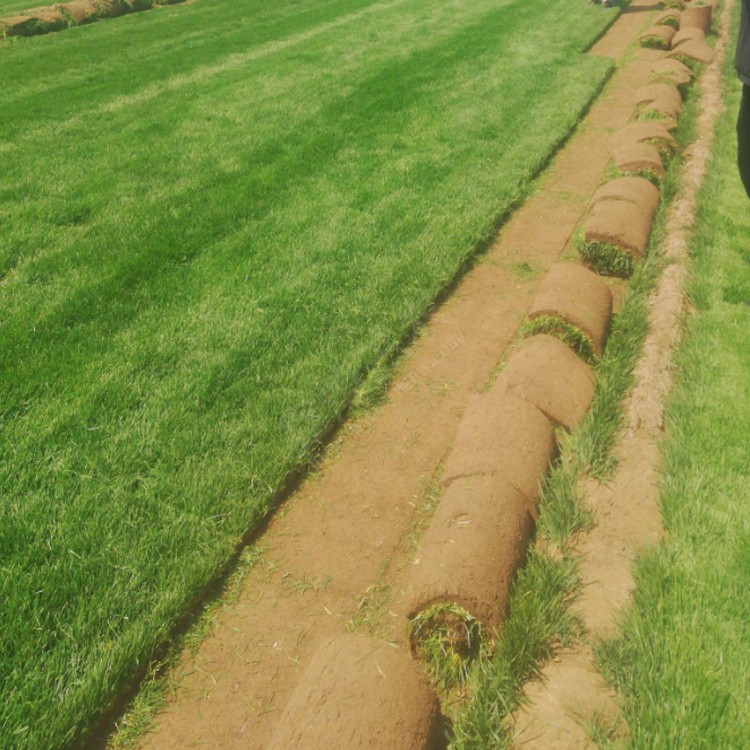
(410, 603, 494, 690)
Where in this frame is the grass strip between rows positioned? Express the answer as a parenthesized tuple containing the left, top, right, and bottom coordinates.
(595, 9, 750, 745)
(445, 63, 702, 749)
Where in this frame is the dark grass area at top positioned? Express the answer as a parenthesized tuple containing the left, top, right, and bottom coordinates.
(0, 0, 620, 746)
(596, 11, 750, 746)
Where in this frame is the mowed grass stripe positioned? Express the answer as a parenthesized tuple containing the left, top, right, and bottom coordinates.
(0, 0, 619, 747)
(0, 0, 383, 126)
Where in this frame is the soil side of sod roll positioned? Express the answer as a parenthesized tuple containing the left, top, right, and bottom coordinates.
(666, 38, 715, 65)
(680, 3, 713, 34)
(527, 262, 613, 358)
(580, 196, 655, 277)
(494, 334, 596, 432)
(266, 635, 444, 750)
(589, 174, 662, 218)
(440, 390, 557, 505)
(610, 122, 678, 158)
(672, 26, 707, 47)
(634, 81, 684, 110)
(404, 475, 534, 638)
(650, 57, 694, 87)
(612, 141, 666, 179)
(59, 0, 99, 24)
(1, 7, 66, 35)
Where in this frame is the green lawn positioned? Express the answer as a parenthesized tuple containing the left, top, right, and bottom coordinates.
(0, 1, 42, 14)
(0, 0, 619, 746)
(597, 10, 750, 745)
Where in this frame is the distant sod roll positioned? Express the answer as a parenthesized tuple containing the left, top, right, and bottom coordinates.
(441, 390, 557, 506)
(672, 26, 706, 48)
(654, 9, 682, 28)
(525, 263, 613, 360)
(58, 1, 99, 25)
(267, 635, 443, 750)
(589, 175, 661, 219)
(95, 0, 130, 17)
(666, 39, 714, 67)
(650, 58, 693, 89)
(1, 9, 67, 36)
(405, 475, 535, 684)
(610, 122, 678, 159)
(579, 187, 656, 277)
(639, 24, 676, 49)
(680, 4, 713, 34)
(634, 82, 684, 111)
(612, 142, 666, 181)
(495, 335, 596, 431)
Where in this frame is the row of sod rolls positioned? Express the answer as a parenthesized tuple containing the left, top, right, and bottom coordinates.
(579, 36, 713, 277)
(640, 0, 717, 63)
(261, 4, 714, 747)
(0, 0, 183, 38)
(265, 267, 615, 750)
(404, 267, 612, 684)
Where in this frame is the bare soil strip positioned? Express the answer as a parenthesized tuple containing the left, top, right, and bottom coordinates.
(127, 5, 669, 749)
(510, 2, 733, 747)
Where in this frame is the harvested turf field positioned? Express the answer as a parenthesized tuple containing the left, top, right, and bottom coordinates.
(0, 0, 620, 746)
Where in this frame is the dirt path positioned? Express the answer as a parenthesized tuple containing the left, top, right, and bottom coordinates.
(510, 2, 733, 747)
(128, 5, 668, 749)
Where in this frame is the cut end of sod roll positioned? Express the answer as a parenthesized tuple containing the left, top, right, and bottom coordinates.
(409, 603, 494, 689)
(519, 315, 598, 365)
(578, 240, 636, 279)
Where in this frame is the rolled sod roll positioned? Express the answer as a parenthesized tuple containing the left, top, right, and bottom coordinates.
(405, 476, 535, 653)
(580, 197, 654, 277)
(635, 82, 684, 110)
(672, 26, 706, 47)
(267, 635, 443, 750)
(651, 58, 693, 87)
(58, 1, 99, 25)
(667, 39, 714, 66)
(526, 263, 613, 359)
(441, 390, 557, 504)
(634, 84, 683, 126)
(495, 335, 596, 432)
(94, 0, 130, 18)
(680, 4, 713, 34)
(654, 9, 682, 28)
(2, 9, 68, 35)
(610, 122, 677, 158)
(639, 24, 676, 49)
(590, 175, 661, 221)
(612, 142, 666, 180)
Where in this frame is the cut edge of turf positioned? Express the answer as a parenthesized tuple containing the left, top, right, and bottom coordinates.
(409, 603, 495, 693)
(518, 315, 598, 365)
